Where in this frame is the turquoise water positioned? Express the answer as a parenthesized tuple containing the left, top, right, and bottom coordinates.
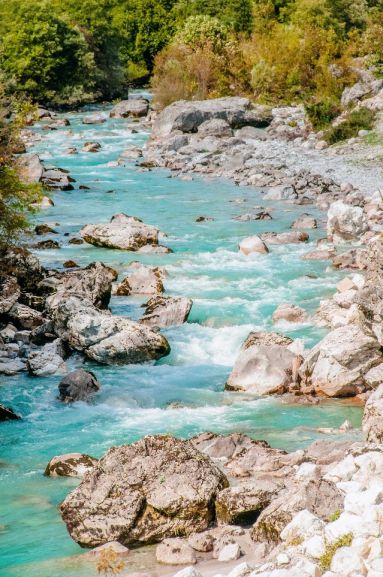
(0, 102, 362, 577)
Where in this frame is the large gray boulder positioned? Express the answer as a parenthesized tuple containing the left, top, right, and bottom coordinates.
(362, 383, 383, 443)
(16, 153, 44, 183)
(0, 276, 20, 314)
(299, 324, 383, 397)
(110, 99, 149, 118)
(151, 97, 272, 139)
(226, 332, 300, 396)
(81, 214, 162, 251)
(60, 435, 228, 547)
(0, 403, 21, 421)
(140, 296, 192, 328)
(8, 303, 45, 330)
(51, 296, 170, 365)
(327, 201, 368, 244)
(43, 261, 117, 310)
(58, 369, 101, 403)
(27, 338, 67, 376)
(116, 262, 165, 296)
(0, 249, 44, 292)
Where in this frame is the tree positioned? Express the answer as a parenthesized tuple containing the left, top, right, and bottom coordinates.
(172, 0, 254, 34)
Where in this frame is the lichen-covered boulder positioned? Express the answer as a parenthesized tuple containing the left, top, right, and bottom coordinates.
(60, 435, 228, 547)
(81, 214, 162, 251)
(45, 453, 98, 477)
(226, 332, 300, 395)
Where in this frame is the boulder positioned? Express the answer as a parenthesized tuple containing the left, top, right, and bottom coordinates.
(32, 239, 60, 249)
(45, 453, 98, 477)
(156, 538, 197, 565)
(302, 248, 335, 261)
(260, 232, 309, 244)
(140, 296, 192, 328)
(235, 126, 268, 140)
(216, 480, 280, 525)
(272, 304, 307, 324)
(58, 369, 101, 403)
(0, 403, 21, 421)
(291, 214, 317, 229)
(151, 97, 272, 139)
(188, 531, 215, 552)
(239, 236, 269, 256)
(51, 296, 170, 365)
(119, 146, 143, 160)
(327, 201, 368, 244)
(197, 119, 233, 138)
(83, 142, 101, 153)
(41, 168, 74, 191)
(0, 358, 26, 375)
(43, 261, 117, 310)
(251, 479, 343, 544)
(0, 276, 20, 314)
(82, 113, 106, 125)
(34, 224, 58, 235)
(7, 303, 44, 330)
(299, 324, 383, 397)
(110, 99, 149, 118)
(341, 79, 383, 107)
(16, 153, 44, 183)
(362, 383, 383, 443)
(217, 543, 241, 562)
(60, 435, 228, 547)
(81, 214, 161, 251)
(226, 332, 300, 396)
(27, 338, 67, 376)
(116, 263, 164, 296)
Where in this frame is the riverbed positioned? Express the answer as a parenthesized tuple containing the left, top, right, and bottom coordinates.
(0, 102, 363, 577)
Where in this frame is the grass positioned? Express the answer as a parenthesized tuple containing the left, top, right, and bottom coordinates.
(324, 107, 376, 144)
(319, 533, 353, 571)
(363, 130, 383, 146)
(329, 510, 341, 522)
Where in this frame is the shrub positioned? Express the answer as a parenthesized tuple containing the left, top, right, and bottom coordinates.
(305, 98, 342, 130)
(324, 106, 376, 144)
(319, 533, 353, 571)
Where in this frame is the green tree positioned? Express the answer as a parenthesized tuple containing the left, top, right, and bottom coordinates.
(172, 0, 254, 34)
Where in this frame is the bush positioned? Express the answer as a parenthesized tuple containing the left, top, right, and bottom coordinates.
(324, 106, 375, 144)
(319, 533, 353, 571)
(305, 98, 342, 130)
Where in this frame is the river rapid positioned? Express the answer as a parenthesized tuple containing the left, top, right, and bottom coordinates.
(0, 99, 363, 577)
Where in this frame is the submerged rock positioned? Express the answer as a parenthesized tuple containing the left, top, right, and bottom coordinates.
(140, 295, 192, 328)
(291, 213, 317, 229)
(52, 296, 170, 365)
(58, 369, 101, 403)
(226, 332, 301, 396)
(81, 214, 162, 251)
(0, 403, 21, 421)
(60, 435, 228, 547)
(45, 453, 98, 477)
(82, 113, 106, 125)
(239, 236, 269, 255)
(116, 263, 165, 296)
(83, 141, 101, 153)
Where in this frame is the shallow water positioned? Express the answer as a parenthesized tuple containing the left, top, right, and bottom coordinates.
(0, 100, 362, 577)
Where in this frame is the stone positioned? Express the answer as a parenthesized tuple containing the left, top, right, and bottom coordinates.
(264, 186, 298, 201)
(44, 453, 98, 477)
(37, 196, 54, 209)
(299, 324, 383, 397)
(327, 201, 368, 244)
(302, 249, 335, 261)
(198, 119, 233, 138)
(16, 153, 44, 183)
(140, 296, 192, 328)
(115, 263, 164, 296)
(151, 97, 272, 139)
(110, 99, 149, 118)
(60, 435, 228, 547)
(235, 126, 268, 140)
(336, 277, 357, 293)
(81, 214, 161, 251)
(291, 214, 317, 229)
(83, 142, 101, 153)
(362, 383, 383, 442)
(172, 567, 202, 577)
(0, 358, 26, 375)
(216, 480, 279, 525)
(82, 113, 106, 125)
(41, 168, 74, 191)
(330, 546, 366, 576)
(280, 510, 325, 542)
(156, 538, 197, 565)
(32, 239, 60, 250)
(239, 236, 269, 255)
(272, 304, 307, 324)
(0, 276, 20, 314)
(119, 146, 143, 160)
(136, 244, 172, 254)
(188, 531, 215, 552)
(58, 369, 101, 403)
(0, 403, 21, 421)
(85, 541, 130, 557)
(63, 260, 78, 269)
(341, 80, 383, 107)
(226, 331, 300, 395)
(43, 261, 117, 310)
(218, 543, 241, 562)
(261, 232, 309, 244)
(51, 296, 170, 365)
(27, 339, 67, 376)
(365, 363, 383, 388)
(34, 224, 58, 235)
(7, 303, 44, 330)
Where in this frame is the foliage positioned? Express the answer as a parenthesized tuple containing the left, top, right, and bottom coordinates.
(319, 533, 353, 571)
(324, 106, 375, 143)
(329, 509, 341, 522)
(171, 0, 254, 34)
(96, 547, 126, 577)
(0, 76, 43, 253)
(305, 98, 342, 130)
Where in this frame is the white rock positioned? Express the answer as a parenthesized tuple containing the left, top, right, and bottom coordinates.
(173, 567, 203, 577)
(280, 510, 325, 542)
(344, 487, 383, 516)
(276, 553, 290, 566)
(325, 454, 357, 483)
(330, 546, 367, 576)
(156, 538, 197, 565)
(327, 201, 368, 244)
(227, 562, 253, 577)
(302, 534, 326, 559)
(295, 463, 320, 480)
(239, 235, 269, 255)
(218, 543, 241, 562)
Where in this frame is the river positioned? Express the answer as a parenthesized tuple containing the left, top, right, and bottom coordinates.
(0, 100, 362, 577)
